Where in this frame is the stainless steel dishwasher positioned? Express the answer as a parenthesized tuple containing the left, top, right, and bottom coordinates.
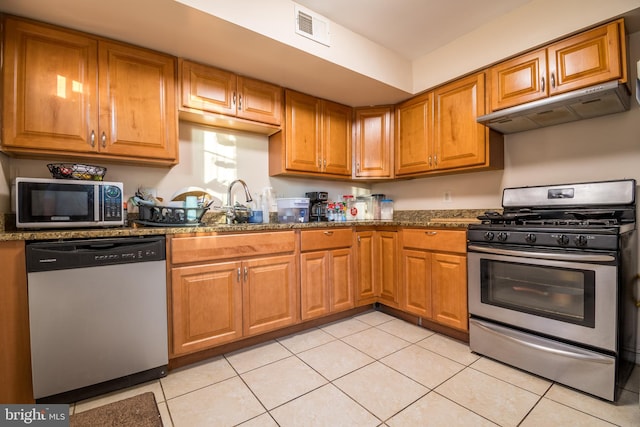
(26, 235, 168, 403)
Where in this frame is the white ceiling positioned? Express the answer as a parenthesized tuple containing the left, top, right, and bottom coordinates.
(295, 0, 532, 60)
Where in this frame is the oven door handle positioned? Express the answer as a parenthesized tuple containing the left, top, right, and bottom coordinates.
(467, 245, 615, 262)
(471, 320, 614, 365)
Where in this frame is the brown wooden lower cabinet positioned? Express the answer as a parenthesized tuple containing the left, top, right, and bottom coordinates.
(400, 228, 468, 332)
(169, 226, 468, 359)
(355, 229, 399, 307)
(0, 240, 34, 403)
(168, 232, 299, 357)
(300, 228, 354, 321)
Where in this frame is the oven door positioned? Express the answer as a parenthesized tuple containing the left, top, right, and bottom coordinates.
(468, 244, 618, 351)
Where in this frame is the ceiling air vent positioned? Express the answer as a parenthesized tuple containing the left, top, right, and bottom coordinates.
(294, 4, 330, 46)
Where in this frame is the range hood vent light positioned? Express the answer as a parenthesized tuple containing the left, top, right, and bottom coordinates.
(477, 80, 631, 134)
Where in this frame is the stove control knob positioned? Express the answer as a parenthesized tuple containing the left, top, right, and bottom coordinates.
(525, 233, 536, 243)
(484, 232, 495, 241)
(557, 234, 570, 246)
(575, 235, 588, 247)
(497, 232, 508, 242)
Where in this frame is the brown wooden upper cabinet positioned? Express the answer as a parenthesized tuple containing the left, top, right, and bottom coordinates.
(1, 16, 178, 166)
(179, 59, 283, 127)
(490, 19, 627, 112)
(269, 89, 352, 178)
(353, 106, 394, 179)
(396, 72, 503, 177)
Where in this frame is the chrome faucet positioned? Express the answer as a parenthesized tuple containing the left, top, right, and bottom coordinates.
(226, 179, 253, 224)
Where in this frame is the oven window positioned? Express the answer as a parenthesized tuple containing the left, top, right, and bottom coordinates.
(480, 260, 595, 327)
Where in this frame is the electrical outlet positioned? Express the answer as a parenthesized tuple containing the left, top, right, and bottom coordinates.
(443, 191, 452, 202)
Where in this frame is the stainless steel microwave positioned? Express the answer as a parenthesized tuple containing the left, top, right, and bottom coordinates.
(15, 177, 124, 228)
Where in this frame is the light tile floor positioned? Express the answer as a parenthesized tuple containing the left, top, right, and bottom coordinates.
(71, 310, 640, 426)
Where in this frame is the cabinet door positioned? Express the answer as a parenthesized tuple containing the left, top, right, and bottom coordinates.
(355, 231, 376, 305)
(243, 255, 298, 336)
(395, 93, 433, 176)
(0, 241, 33, 403)
(548, 20, 625, 95)
(431, 253, 468, 331)
(98, 41, 178, 161)
(179, 59, 236, 116)
(300, 251, 330, 320)
(434, 72, 487, 171)
(377, 231, 399, 307)
(489, 49, 547, 111)
(171, 261, 243, 356)
(2, 18, 98, 153)
(401, 249, 432, 318)
(354, 107, 393, 178)
(329, 248, 354, 312)
(237, 76, 283, 125)
(322, 100, 353, 176)
(285, 90, 321, 173)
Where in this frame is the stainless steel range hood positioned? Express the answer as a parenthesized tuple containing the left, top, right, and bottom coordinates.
(477, 80, 631, 134)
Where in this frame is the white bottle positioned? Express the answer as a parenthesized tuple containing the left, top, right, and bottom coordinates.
(262, 187, 275, 223)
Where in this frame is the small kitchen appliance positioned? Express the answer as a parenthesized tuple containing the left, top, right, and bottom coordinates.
(16, 177, 124, 228)
(306, 191, 328, 221)
(467, 179, 637, 401)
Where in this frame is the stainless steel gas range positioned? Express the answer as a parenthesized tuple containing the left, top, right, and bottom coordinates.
(467, 179, 637, 401)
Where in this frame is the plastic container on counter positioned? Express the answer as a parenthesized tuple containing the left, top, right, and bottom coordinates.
(276, 198, 310, 223)
(371, 194, 385, 220)
(380, 199, 394, 221)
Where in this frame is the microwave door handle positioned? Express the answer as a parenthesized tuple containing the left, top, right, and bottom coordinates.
(467, 245, 615, 262)
(96, 184, 102, 221)
(471, 320, 613, 365)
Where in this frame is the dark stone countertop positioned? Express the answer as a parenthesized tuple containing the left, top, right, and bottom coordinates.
(0, 209, 493, 241)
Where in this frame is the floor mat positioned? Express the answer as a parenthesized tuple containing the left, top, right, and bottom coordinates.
(69, 392, 162, 427)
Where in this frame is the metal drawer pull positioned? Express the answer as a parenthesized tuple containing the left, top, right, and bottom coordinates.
(101, 132, 107, 148)
(324, 231, 334, 236)
(425, 231, 437, 236)
(90, 130, 96, 147)
(237, 267, 241, 282)
(244, 266, 248, 281)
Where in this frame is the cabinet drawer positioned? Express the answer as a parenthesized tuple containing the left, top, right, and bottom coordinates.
(300, 228, 352, 251)
(171, 231, 296, 264)
(402, 229, 466, 253)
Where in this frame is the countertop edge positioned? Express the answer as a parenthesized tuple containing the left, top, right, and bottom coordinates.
(0, 220, 477, 241)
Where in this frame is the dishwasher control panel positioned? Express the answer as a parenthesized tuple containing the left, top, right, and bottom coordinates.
(26, 236, 166, 273)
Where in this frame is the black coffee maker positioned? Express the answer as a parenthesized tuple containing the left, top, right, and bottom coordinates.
(306, 191, 328, 221)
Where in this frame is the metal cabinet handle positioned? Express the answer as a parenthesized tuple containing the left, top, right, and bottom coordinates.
(550, 73, 556, 88)
(324, 231, 334, 236)
(101, 132, 107, 148)
(428, 156, 432, 167)
(357, 235, 361, 243)
(232, 92, 236, 107)
(541, 76, 545, 92)
(356, 162, 360, 173)
(425, 231, 437, 236)
(90, 130, 96, 147)
(238, 94, 242, 110)
(433, 155, 438, 166)
(243, 266, 248, 281)
(237, 267, 241, 282)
